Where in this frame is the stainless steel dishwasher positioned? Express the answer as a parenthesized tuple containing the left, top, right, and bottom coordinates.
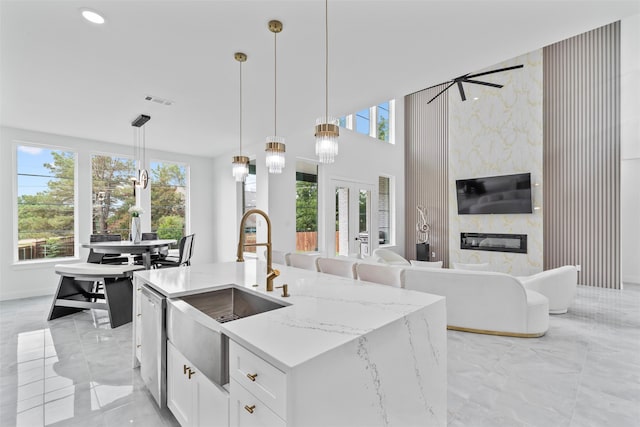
(140, 285, 166, 407)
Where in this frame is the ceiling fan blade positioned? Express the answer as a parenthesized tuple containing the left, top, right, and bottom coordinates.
(424, 80, 452, 91)
(463, 79, 504, 89)
(465, 64, 524, 79)
(457, 81, 466, 101)
(426, 81, 455, 104)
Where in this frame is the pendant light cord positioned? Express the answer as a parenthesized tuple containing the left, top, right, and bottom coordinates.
(142, 125, 146, 169)
(325, 0, 329, 120)
(239, 59, 243, 155)
(274, 29, 278, 136)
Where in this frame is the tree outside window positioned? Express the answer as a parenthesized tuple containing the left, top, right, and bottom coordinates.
(17, 145, 75, 260)
(91, 155, 135, 237)
(377, 102, 390, 142)
(151, 161, 187, 244)
(296, 162, 318, 252)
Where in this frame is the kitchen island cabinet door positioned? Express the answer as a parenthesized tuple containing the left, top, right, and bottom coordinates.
(194, 371, 229, 427)
(167, 341, 194, 426)
(168, 341, 230, 427)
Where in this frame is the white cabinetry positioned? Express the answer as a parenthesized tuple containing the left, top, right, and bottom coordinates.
(229, 341, 286, 427)
(167, 341, 229, 427)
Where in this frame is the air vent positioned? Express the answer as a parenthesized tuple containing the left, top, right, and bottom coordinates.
(144, 95, 174, 106)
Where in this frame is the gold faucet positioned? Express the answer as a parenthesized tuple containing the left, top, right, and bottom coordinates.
(237, 209, 279, 292)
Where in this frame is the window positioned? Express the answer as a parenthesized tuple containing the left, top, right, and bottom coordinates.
(91, 154, 135, 237)
(150, 161, 188, 242)
(17, 145, 75, 261)
(378, 176, 391, 245)
(355, 108, 370, 135)
(377, 102, 390, 142)
(343, 100, 394, 143)
(242, 161, 257, 253)
(296, 161, 318, 252)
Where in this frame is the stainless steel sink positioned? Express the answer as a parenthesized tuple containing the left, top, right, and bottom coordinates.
(180, 287, 286, 324)
(167, 287, 286, 386)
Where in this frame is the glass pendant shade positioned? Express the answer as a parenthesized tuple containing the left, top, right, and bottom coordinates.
(232, 155, 250, 182)
(315, 116, 339, 164)
(265, 137, 286, 174)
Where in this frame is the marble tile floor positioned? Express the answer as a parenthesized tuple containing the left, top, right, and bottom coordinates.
(0, 284, 638, 427)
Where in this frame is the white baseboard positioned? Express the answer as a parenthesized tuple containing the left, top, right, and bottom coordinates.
(622, 275, 640, 285)
(0, 287, 54, 302)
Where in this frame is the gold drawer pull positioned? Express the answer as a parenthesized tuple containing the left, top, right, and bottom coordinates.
(188, 368, 196, 380)
(183, 364, 189, 375)
(246, 373, 258, 382)
(244, 404, 256, 414)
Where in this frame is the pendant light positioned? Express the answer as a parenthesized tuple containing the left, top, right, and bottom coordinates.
(315, 0, 339, 164)
(265, 20, 285, 174)
(232, 52, 250, 182)
(131, 114, 150, 196)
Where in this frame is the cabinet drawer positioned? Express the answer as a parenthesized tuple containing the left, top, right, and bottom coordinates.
(230, 378, 285, 427)
(229, 342, 286, 419)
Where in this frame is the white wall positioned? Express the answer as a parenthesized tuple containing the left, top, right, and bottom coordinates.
(621, 14, 640, 285)
(448, 50, 544, 276)
(0, 126, 216, 300)
(211, 103, 406, 263)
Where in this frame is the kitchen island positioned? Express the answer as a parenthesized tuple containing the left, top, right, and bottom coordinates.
(133, 260, 446, 427)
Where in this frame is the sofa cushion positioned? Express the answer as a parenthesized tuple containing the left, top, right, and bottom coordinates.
(452, 262, 490, 271)
(409, 260, 443, 269)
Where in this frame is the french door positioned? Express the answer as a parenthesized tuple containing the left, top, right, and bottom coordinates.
(332, 180, 374, 257)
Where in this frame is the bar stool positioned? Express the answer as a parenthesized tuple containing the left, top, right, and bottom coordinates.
(48, 263, 144, 328)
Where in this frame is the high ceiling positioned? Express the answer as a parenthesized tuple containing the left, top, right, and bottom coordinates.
(1, 1, 638, 158)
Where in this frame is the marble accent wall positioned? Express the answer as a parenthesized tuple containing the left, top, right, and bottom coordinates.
(448, 50, 544, 276)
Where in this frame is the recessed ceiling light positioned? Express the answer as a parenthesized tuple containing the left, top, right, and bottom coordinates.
(81, 9, 105, 24)
(473, 97, 479, 101)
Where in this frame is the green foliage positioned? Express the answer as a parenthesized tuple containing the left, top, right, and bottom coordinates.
(18, 151, 74, 241)
(377, 116, 388, 141)
(157, 215, 184, 241)
(92, 155, 135, 235)
(151, 163, 186, 235)
(296, 181, 317, 232)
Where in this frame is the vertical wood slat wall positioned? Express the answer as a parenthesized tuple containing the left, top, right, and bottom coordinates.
(543, 22, 621, 288)
(405, 88, 449, 266)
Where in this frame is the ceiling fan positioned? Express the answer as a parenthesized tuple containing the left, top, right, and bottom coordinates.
(425, 64, 524, 104)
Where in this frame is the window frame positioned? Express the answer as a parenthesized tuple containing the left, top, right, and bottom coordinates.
(339, 99, 395, 144)
(13, 141, 79, 264)
(90, 151, 136, 238)
(149, 158, 191, 240)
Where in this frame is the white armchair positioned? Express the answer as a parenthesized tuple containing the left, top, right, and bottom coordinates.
(519, 266, 577, 314)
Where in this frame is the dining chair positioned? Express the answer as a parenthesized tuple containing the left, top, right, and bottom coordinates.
(271, 250, 289, 265)
(133, 232, 167, 265)
(88, 234, 127, 264)
(155, 234, 195, 268)
(286, 253, 320, 271)
(317, 257, 357, 279)
(356, 263, 405, 288)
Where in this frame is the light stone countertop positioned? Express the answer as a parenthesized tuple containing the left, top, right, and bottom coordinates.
(135, 260, 445, 372)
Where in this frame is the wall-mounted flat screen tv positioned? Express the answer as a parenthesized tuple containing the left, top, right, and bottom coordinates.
(456, 173, 532, 214)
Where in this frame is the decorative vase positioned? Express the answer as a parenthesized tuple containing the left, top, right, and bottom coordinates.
(131, 217, 141, 244)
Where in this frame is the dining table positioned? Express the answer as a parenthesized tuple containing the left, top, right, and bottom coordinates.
(82, 239, 177, 270)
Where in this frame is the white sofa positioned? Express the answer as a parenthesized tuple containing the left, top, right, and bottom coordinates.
(519, 266, 577, 314)
(404, 268, 549, 337)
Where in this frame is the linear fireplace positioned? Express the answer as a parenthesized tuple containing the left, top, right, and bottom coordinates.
(460, 232, 527, 254)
